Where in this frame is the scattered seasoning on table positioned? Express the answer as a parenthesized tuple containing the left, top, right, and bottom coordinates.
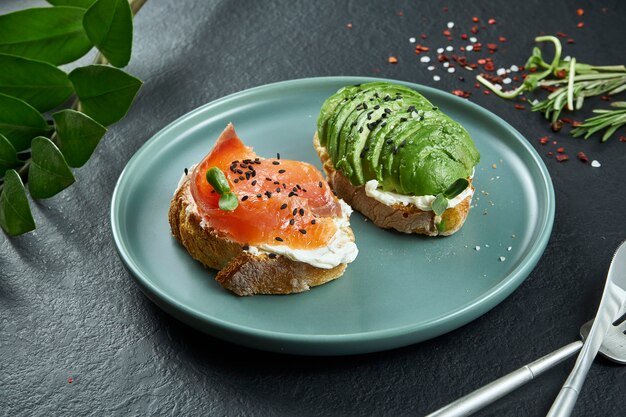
(346, 22, 352, 29)
(388, 56, 398, 64)
(499, 256, 506, 262)
(576, 8, 584, 16)
(591, 160, 601, 168)
(577, 152, 589, 163)
(556, 154, 569, 162)
(576, 22, 584, 28)
(68, 377, 74, 384)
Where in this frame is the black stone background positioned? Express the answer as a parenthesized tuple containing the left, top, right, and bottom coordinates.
(1, 0, 625, 415)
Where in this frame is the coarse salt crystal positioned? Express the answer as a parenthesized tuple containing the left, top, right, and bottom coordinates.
(427, 65, 435, 71)
(443, 62, 450, 68)
(591, 160, 601, 167)
(433, 75, 441, 81)
(494, 84, 503, 90)
(475, 246, 481, 251)
(437, 47, 444, 54)
(507, 246, 512, 251)
(470, 36, 478, 43)
(466, 45, 473, 51)
(420, 56, 431, 63)
(409, 37, 416, 43)
(448, 67, 455, 73)
(496, 68, 506, 76)
(446, 45, 454, 51)
(499, 256, 506, 262)
(510, 65, 519, 72)
(447, 21, 455, 29)
(502, 78, 512, 84)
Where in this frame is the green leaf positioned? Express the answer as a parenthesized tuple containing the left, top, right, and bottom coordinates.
(0, 53, 74, 112)
(47, 0, 98, 8)
(0, 7, 93, 66)
(28, 136, 75, 199)
(0, 93, 50, 152)
(218, 192, 239, 211)
(431, 194, 448, 216)
(206, 167, 231, 194)
(69, 65, 142, 126)
(83, 0, 133, 68)
(443, 178, 470, 199)
(52, 109, 107, 167)
(0, 169, 36, 236)
(0, 133, 22, 177)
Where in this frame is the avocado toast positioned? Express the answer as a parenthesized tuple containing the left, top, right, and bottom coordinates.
(314, 81, 480, 236)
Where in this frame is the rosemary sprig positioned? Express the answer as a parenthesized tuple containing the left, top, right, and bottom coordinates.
(571, 102, 626, 142)
(476, 36, 626, 141)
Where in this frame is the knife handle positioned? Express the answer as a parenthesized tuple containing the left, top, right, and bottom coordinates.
(425, 341, 582, 417)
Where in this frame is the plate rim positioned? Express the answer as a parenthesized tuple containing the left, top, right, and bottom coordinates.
(111, 76, 555, 354)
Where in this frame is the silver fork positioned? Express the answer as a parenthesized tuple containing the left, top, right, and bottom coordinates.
(426, 241, 626, 417)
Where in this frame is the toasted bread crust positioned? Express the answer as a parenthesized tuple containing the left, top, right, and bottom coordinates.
(168, 175, 347, 296)
(313, 133, 472, 236)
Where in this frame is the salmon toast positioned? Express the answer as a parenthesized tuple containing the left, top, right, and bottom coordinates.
(169, 124, 358, 296)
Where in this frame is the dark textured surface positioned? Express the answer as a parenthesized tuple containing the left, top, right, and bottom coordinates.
(2, 0, 626, 415)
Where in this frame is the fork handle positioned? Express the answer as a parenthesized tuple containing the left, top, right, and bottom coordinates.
(425, 341, 582, 417)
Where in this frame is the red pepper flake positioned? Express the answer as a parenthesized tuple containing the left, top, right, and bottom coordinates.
(567, 38, 575, 44)
(438, 54, 449, 62)
(472, 42, 482, 52)
(414, 45, 430, 54)
(514, 104, 525, 110)
(477, 58, 487, 65)
(577, 22, 584, 28)
(461, 33, 468, 40)
(556, 154, 569, 162)
(68, 377, 74, 384)
(346, 22, 353, 29)
(619, 136, 626, 142)
(547, 152, 553, 157)
(420, 34, 427, 39)
(484, 62, 495, 71)
(474, 83, 480, 88)
(552, 140, 558, 144)
(388, 56, 398, 64)
(471, 25, 479, 34)
(601, 95, 610, 101)
(472, 16, 479, 23)
(447, 36, 453, 41)
(488, 18, 497, 25)
(557, 147, 565, 153)
(487, 43, 498, 51)
(452, 89, 471, 98)
(556, 69, 567, 79)
(556, 31, 569, 38)
(499, 36, 507, 43)
(576, 8, 584, 16)
(561, 117, 573, 124)
(539, 136, 549, 145)
(513, 76, 519, 81)
(460, 46, 465, 52)
(577, 151, 589, 162)
(483, 90, 490, 95)
(443, 29, 451, 37)
(572, 121, 583, 127)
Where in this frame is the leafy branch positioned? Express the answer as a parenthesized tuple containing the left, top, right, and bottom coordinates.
(0, 0, 147, 236)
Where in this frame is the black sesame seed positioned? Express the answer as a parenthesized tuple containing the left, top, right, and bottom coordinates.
(292, 187, 297, 192)
(360, 151, 365, 158)
(273, 181, 280, 185)
(241, 195, 249, 201)
(251, 180, 257, 186)
(242, 245, 249, 251)
(374, 105, 380, 110)
(268, 253, 277, 259)
(245, 172, 251, 180)
(358, 127, 363, 133)
(289, 219, 295, 225)
(272, 161, 280, 165)
(299, 229, 307, 234)
(288, 191, 296, 197)
(299, 208, 304, 216)
(234, 179, 239, 183)
(374, 92, 380, 98)
(351, 121, 358, 126)
(432, 106, 438, 111)
(363, 103, 368, 110)
(276, 153, 280, 159)
(311, 219, 316, 225)
(184, 168, 188, 175)
(296, 184, 301, 190)
(257, 194, 262, 198)
(236, 169, 243, 174)
(386, 139, 394, 144)
(293, 208, 298, 216)
(280, 203, 288, 210)
(400, 117, 408, 122)
(384, 108, 391, 114)
(275, 187, 281, 193)
(265, 191, 272, 198)
(239, 176, 245, 181)
(318, 181, 323, 188)
(275, 237, 283, 242)
(278, 169, 286, 173)
(251, 171, 256, 177)
(266, 177, 273, 181)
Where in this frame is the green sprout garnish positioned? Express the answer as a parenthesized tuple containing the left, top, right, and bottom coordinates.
(206, 167, 238, 211)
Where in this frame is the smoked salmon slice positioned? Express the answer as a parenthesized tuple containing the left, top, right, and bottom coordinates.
(190, 124, 342, 249)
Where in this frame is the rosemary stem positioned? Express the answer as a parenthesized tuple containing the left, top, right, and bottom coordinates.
(477, 75, 525, 99)
(566, 58, 576, 111)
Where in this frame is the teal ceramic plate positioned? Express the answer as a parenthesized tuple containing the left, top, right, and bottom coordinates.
(111, 77, 554, 355)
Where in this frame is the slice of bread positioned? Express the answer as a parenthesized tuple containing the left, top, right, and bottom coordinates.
(169, 174, 349, 296)
(313, 133, 473, 236)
